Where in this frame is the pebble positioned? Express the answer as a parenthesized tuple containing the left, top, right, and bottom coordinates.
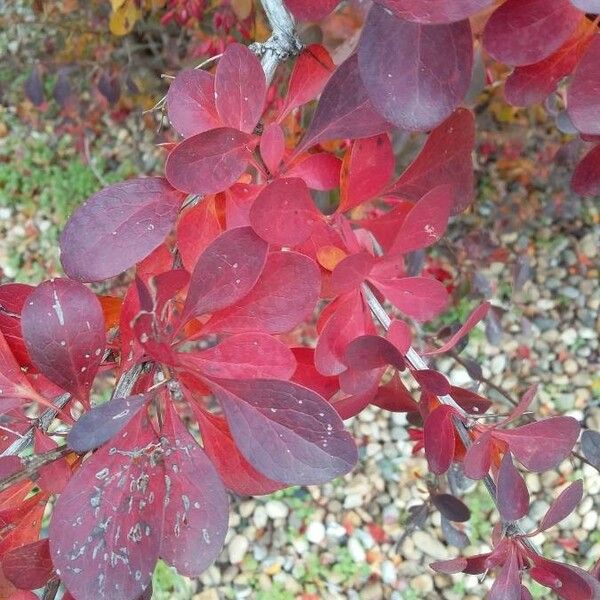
(381, 560, 397, 585)
(411, 574, 434, 594)
(265, 500, 289, 519)
(253, 506, 268, 529)
(306, 521, 326, 544)
(347, 537, 367, 562)
(412, 531, 449, 560)
(228, 535, 249, 565)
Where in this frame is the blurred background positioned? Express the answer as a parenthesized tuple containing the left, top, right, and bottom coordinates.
(1, 1, 599, 598)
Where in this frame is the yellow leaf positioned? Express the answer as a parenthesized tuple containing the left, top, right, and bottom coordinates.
(110, 0, 127, 10)
(109, 0, 141, 36)
(231, 0, 253, 20)
(317, 245, 347, 271)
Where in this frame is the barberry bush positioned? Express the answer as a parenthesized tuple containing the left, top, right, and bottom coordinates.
(1, 1, 599, 599)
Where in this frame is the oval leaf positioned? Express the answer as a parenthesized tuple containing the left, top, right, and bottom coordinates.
(538, 479, 583, 532)
(432, 493, 471, 522)
(423, 404, 456, 474)
(572, 141, 600, 196)
(377, 0, 493, 23)
(497, 453, 529, 521)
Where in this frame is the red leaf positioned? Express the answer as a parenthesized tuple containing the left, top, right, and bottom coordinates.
(249, 177, 320, 246)
(449, 386, 492, 415)
(0, 283, 34, 368)
(372, 373, 418, 412)
(159, 402, 228, 576)
(572, 142, 600, 196)
(413, 369, 450, 395)
(67, 394, 148, 453)
(194, 408, 283, 495)
(0, 456, 21, 480)
(371, 276, 449, 322)
(505, 23, 594, 107)
(285, 153, 341, 190)
(344, 335, 405, 371)
(463, 430, 493, 479)
(284, 0, 339, 21)
(50, 411, 164, 600)
(167, 69, 220, 137)
(425, 302, 490, 355)
(497, 453, 529, 521)
(183, 227, 268, 320)
(389, 185, 453, 255)
(206, 251, 320, 334)
(209, 378, 357, 485)
(2, 539, 53, 590)
(489, 547, 522, 600)
(179, 333, 296, 380)
(358, 5, 473, 131)
(388, 319, 412, 354)
(390, 109, 474, 212)
(430, 557, 468, 574)
(339, 134, 394, 212)
(330, 252, 376, 295)
(21, 279, 105, 404)
(501, 384, 538, 425)
(538, 480, 583, 532)
(376, 0, 493, 23)
(295, 54, 390, 155)
(165, 128, 253, 195)
(215, 43, 266, 134)
(291, 347, 339, 400)
(530, 558, 600, 600)
(483, 0, 582, 66)
(492, 416, 580, 472)
(60, 177, 184, 282)
(280, 44, 334, 118)
(260, 123, 285, 175)
(33, 431, 71, 495)
(423, 404, 456, 474)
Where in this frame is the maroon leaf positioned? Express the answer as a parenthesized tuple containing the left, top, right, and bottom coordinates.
(167, 69, 220, 137)
(179, 333, 296, 380)
(376, 0, 493, 23)
(492, 416, 580, 472)
(449, 386, 492, 415)
(497, 453, 529, 521)
(284, 0, 339, 20)
(344, 335, 405, 371)
(249, 177, 320, 246)
(193, 407, 283, 496)
(50, 411, 164, 600)
(483, 0, 582, 66)
(205, 251, 320, 334)
(567, 33, 600, 135)
(538, 480, 583, 532)
(463, 430, 493, 479)
(209, 378, 358, 485)
(389, 186, 453, 255)
(372, 373, 418, 412)
(214, 43, 266, 134)
(159, 402, 228, 576)
(295, 54, 390, 155)
(183, 227, 268, 320)
(489, 547, 522, 600)
(530, 558, 600, 600)
(413, 369, 451, 395)
(423, 405, 456, 474)
(572, 143, 600, 196)
(60, 177, 184, 282)
(389, 108, 475, 212)
(67, 394, 148, 453)
(358, 5, 473, 131)
(430, 557, 468, 574)
(502, 384, 538, 425)
(0, 455, 22, 479)
(432, 493, 471, 522)
(2, 539, 53, 590)
(165, 128, 253, 195)
(21, 278, 105, 403)
(0, 283, 34, 368)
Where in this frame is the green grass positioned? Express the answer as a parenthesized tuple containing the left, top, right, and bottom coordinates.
(152, 560, 194, 600)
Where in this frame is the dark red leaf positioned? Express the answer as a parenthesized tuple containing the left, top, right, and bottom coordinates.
(159, 402, 228, 576)
(426, 302, 490, 355)
(206, 251, 320, 334)
(430, 557, 468, 574)
(492, 416, 580, 472)
(178, 333, 296, 380)
(489, 547, 522, 600)
(193, 407, 283, 496)
(389, 185, 453, 255)
(497, 453, 529, 521)
(463, 430, 493, 479)
(389, 108, 475, 212)
(413, 369, 451, 395)
(285, 153, 341, 190)
(165, 128, 253, 195)
(215, 43, 266, 134)
(538, 480, 583, 532)
(423, 404, 456, 474)
(295, 54, 390, 155)
(432, 493, 471, 522)
(209, 378, 358, 485)
(67, 394, 148, 453)
(249, 177, 320, 246)
(530, 557, 600, 600)
(483, 0, 582, 66)
(376, 0, 493, 23)
(339, 134, 394, 212)
(281, 44, 334, 118)
(34, 430, 71, 495)
(284, 0, 339, 21)
(449, 386, 492, 415)
(0, 283, 34, 368)
(502, 385, 538, 425)
(167, 69, 220, 137)
(60, 177, 184, 282)
(183, 227, 268, 320)
(21, 279, 105, 403)
(2, 539, 53, 590)
(344, 335, 405, 371)
(358, 5, 473, 131)
(260, 123, 285, 175)
(24, 69, 44, 106)
(291, 347, 339, 400)
(372, 373, 418, 412)
(0, 456, 21, 480)
(50, 411, 164, 600)
(572, 143, 600, 196)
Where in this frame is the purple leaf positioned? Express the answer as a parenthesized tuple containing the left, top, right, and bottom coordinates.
(432, 493, 471, 522)
(424, 405, 456, 474)
(489, 547, 522, 600)
(572, 142, 600, 197)
(25, 68, 44, 106)
(60, 177, 184, 282)
(581, 430, 600, 467)
(430, 557, 468, 574)
(344, 335, 405, 371)
(21, 278, 105, 403)
(209, 378, 358, 485)
(440, 515, 470, 548)
(497, 453, 529, 521)
(377, 0, 492, 23)
(358, 4, 473, 131)
(538, 480, 583, 532)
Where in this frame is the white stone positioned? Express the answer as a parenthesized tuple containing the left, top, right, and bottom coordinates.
(265, 500, 289, 519)
(306, 521, 326, 544)
(228, 534, 249, 565)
